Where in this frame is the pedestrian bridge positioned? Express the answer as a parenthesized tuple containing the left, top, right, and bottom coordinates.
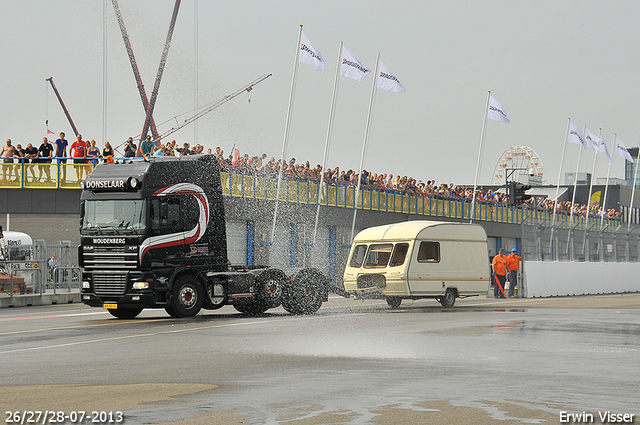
(0, 160, 622, 231)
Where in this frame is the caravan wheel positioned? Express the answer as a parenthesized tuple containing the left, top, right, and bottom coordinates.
(386, 297, 402, 309)
(440, 288, 456, 308)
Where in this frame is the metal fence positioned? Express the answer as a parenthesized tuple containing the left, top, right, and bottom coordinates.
(0, 240, 81, 298)
(521, 215, 639, 262)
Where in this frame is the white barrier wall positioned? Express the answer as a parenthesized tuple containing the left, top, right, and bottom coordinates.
(523, 261, 640, 297)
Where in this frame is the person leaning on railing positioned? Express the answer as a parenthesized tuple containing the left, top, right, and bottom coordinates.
(36, 137, 54, 182)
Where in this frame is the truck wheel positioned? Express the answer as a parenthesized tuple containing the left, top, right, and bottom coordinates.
(386, 297, 402, 309)
(171, 275, 204, 317)
(233, 302, 269, 315)
(255, 269, 286, 309)
(164, 305, 180, 318)
(107, 307, 143, 319)
(282, 269, 325, 315)
(440, 288, 456, 308)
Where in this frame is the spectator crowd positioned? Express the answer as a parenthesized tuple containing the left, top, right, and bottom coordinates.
(1, 135, 623, 221)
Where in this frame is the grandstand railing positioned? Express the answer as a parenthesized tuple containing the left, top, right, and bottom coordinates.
(218, 169, 621, 231)
(0, 159, 622, 230)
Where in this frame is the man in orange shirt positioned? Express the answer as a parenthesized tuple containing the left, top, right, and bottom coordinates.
(69, 134, 87, 182)
(491, 248, 507, 298)
(506, 248, 522, 298)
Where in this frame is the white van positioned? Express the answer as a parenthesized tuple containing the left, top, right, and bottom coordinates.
(343, 221, 490, 308)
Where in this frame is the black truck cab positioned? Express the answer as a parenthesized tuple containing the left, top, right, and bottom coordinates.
(79, 155, 328, 318)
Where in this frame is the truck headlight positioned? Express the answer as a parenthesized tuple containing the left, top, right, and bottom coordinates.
(132, 282, 149, 290)
(82, 281, 90, 289)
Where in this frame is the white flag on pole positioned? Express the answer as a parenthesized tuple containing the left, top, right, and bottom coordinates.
(616, 137, 634, 162)
(597, 136, 613, 165)
(568, 122, 586, 148)
(487, 96, 510, 123)
(377, 60, 406, 94)
(584, 128, 600, 153)
(299, 31, 324, 71)
(340, 46, 370, 82)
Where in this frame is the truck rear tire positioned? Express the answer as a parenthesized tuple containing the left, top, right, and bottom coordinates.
(107, 307, 143, 319)
(171, 275, 204, 317)
(255, 269, 286, 309)
(233, 302, 269, 315)
(440, 288, 456, 308)
(282, 269, 325, 315)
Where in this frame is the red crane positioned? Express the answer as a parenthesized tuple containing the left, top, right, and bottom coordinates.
(111, 0, 183, 142)
(46, 77, 79, 137)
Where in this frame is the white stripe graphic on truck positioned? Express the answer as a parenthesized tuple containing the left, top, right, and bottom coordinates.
(139, 183, 209, 263)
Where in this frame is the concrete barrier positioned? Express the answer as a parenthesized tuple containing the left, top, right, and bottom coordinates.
(0, 293, 80, 308)
(523, 261, 640, 297)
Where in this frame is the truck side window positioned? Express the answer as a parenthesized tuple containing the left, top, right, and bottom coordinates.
(150, 199, 160, 231)
(150, 196, 181, 234)
(181, 195, 199, 230)
(364, 243, 393, 268)
(417, 241, 440, 263)
(350, 244, 368, 268)
(389, 243, 409, 267)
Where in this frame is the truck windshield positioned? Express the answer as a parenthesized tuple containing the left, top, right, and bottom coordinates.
(82, 200, 147, 231)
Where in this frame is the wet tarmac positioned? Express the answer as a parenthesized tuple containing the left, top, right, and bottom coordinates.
(0, 294, 638, 424)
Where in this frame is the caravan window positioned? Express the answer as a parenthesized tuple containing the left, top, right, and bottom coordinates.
(417, 241, 440, 262)
(389, 243, 409, 267)
(364, 244, 393, 268)
(350, 245, 368, 268)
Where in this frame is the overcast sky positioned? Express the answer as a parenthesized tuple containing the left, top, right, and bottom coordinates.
(3, 0, 640, 186)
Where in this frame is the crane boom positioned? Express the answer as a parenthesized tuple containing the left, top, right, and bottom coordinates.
(46, 77, 79, 137)
(110, 0, 159, 140)
(152, 74, 272, 141)
(140, 0, 181, 143)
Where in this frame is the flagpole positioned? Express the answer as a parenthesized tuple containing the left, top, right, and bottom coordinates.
(566, 124, 586, 252)
(549, 118, 571, 258)
(601, 133, 616, 225)
(628, 156, 639, 230)
(312, 41, 343, 246)
(584, 128, 601, 224)
(271, 24, 303, 244)
(470, 91, 491, 224)
(350, 52, 380, 243)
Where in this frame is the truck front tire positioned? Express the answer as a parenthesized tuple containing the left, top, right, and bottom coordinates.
(171, 275, 204, 317)
(107, 307, 143, 319)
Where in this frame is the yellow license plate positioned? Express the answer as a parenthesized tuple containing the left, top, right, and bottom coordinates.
(103, 303, 118, 310)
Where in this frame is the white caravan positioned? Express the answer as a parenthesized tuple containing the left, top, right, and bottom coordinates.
(343, 221, 490, 308)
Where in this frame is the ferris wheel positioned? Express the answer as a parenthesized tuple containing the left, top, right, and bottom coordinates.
(492, 146, 545, 185)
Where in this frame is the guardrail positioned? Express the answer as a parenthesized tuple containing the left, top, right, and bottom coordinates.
(219, 170, 622, 230)
(0, 157, 97, 189)
(1, 158, 624, 229)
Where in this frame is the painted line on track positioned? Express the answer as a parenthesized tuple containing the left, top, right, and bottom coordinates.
(0, 313, 362, 355)
(0, 311, 108, 322)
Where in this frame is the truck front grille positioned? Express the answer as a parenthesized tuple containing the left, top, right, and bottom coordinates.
(84, 247, 138, 270)
(93, 271, 128, 295)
